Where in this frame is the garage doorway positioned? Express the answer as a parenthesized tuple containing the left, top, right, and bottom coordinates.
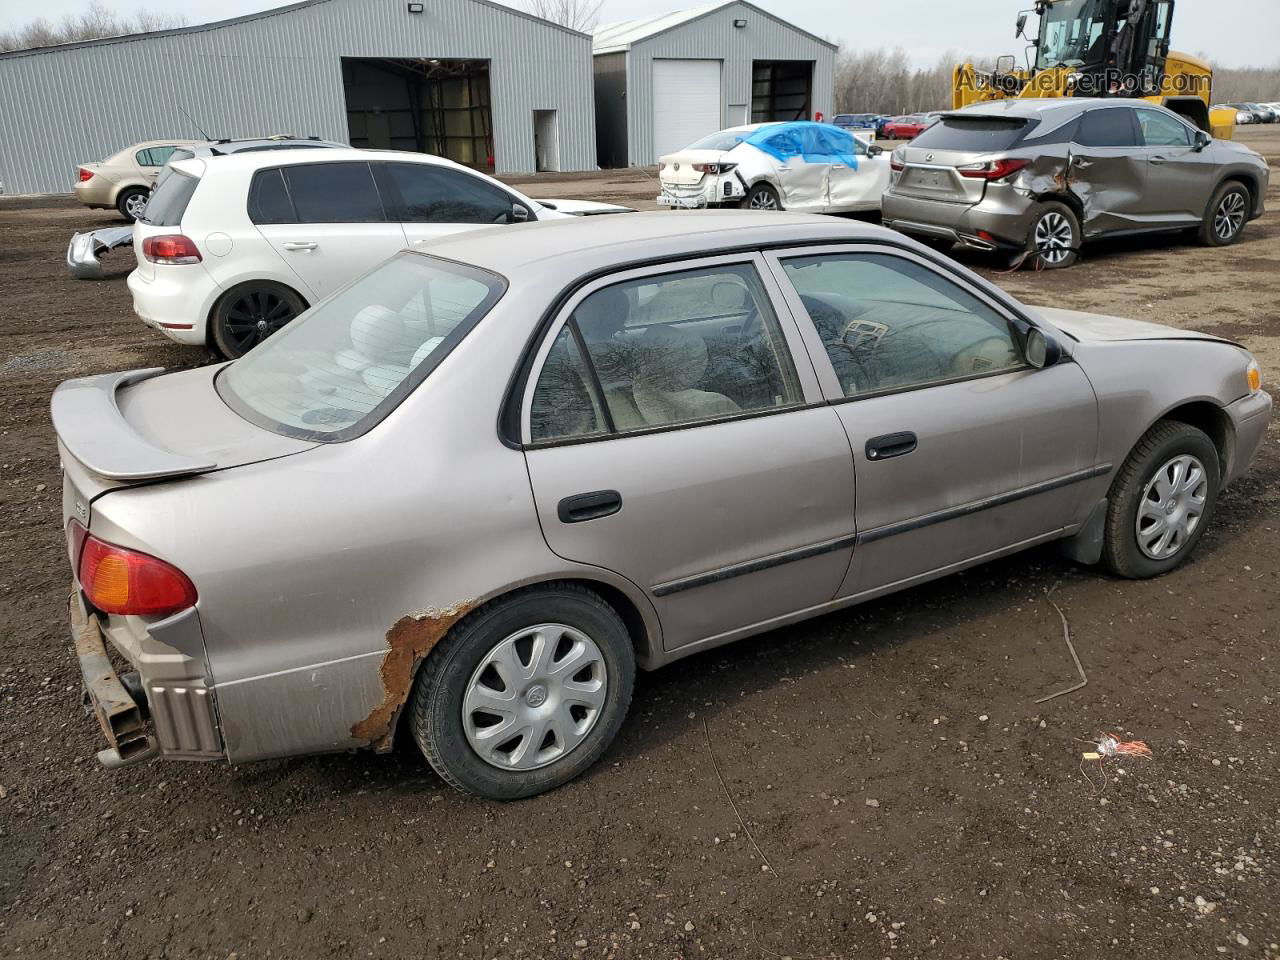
(342, 57, 494, 168)
(652, 59, 722, 161)
(533, 110, 560, 172)
(751, 60, 813, 122)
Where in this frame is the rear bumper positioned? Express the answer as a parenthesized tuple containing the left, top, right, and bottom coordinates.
(656, 174, 741, 209)
(73, 179, 114, 208)
(70, 585, 225, 768)
(127, 265, 218, 347)
(882, 188, 1035, 250)
(1224, 389, 1273, 486)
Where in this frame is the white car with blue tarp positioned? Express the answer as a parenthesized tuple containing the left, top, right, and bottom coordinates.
(656, 121, 893, 214)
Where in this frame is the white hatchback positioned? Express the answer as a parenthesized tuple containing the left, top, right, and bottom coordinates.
(657, 121, 892, 214)
(128, 149, 624, 357)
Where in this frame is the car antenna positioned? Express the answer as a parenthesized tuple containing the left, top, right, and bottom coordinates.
(177, 104, 213, 141)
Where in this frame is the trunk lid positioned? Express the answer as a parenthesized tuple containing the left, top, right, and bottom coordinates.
(894, 149, 990, 204)
(658, 149, 731, 185)
(53, 366, 316, 514)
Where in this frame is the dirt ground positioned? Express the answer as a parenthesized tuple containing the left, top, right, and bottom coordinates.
(2, 130, 1278, 960)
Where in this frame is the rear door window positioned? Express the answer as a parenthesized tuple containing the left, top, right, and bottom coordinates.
(136, 145, 179, 167)
(1136, 109, 1192, 147)
(380, 162, 526, 224)
(140, 171, 199, 226)
(248, 168, 296, 224)
(1075, 108, 1140, 147)
(909, 117, 1030, 152)
(282, 162, 387, 223)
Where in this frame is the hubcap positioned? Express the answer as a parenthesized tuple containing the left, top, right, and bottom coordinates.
(125, 193, 148, 219)
(1136, 454, 1208, 560)
(463, 623, 608, 771)
(1033, 211, 1073, 264)
(1214, 191, 1246, 240)
(749, 191, 779, 211)
(223, 289, 296, 353)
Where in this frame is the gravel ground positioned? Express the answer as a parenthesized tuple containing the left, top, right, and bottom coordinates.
(2, 129, 1278, 959)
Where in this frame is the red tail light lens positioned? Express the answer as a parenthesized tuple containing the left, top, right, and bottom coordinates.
(142, 234, 202, 264)
(77, 532, 197, 617)
(78, 167, 94, 182)
(957, 158, 1031, 181)
(889, 149, 906, 172)
(692, 162, 736, 174)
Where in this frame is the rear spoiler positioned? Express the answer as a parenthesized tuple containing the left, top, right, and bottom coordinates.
(51, 369, 217, 481)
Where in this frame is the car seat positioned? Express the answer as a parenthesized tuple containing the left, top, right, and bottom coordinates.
(632, 324, 740, 425)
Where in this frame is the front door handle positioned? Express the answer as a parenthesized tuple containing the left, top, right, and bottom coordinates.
(865, 432, 917, 461)
(557, 490, 622, 523)
(1148, 155, 1166, 165)
(282, 241, 318, 251)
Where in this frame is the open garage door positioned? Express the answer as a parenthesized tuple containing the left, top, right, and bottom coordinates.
(652, 59, 722, 161)
(751, 60, 813, 123)
(342, 58, 494, 168)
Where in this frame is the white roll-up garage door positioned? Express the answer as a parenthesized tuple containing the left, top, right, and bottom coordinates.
(652, 59, 722, 161)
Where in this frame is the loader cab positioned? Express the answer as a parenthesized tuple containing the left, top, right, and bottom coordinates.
(1032, 0, 1173, 97)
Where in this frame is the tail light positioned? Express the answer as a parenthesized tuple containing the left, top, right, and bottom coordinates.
(957, 158, 1031, 181)
(74, 527, 198, 617)
(142, 234, 202, 264)
(890, 149, 906, 172)
(692, 162, 736, 174)
(77, 167, 94, 182)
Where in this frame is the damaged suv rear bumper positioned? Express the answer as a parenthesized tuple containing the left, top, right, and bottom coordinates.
(883, 190, 1035, 251)
(70, 585, 225, 768)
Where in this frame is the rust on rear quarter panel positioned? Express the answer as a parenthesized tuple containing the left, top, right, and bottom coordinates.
(350, 602, 474, 751)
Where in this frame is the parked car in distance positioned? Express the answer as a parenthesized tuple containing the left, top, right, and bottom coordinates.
(1225, 103, 1276, 124)
(656, 121, 890, 213)
(882, 98, 1269, 269)
(881, 115, 933, 140)
(1213, 104, 1255, 125)
(128, 148, 629, 357)
(55, 211, 1270, 798)
(74, 139, 203, 220)
(832, 113, 884, 138)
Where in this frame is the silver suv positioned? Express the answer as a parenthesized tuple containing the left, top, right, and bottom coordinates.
(882, 98, 1269, 268)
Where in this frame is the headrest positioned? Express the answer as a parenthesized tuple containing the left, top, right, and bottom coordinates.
(349, 305, 415, 367)
(575, 286, 630, 343)
(634, 324, 707, 392)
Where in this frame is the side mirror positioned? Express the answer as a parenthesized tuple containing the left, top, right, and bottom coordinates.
(1193, 129, 1211, 151)
(867, 143, 884, 157)
(1015, 12, 1028, 38)
(508, 204, 530, 224)
(1026, 328, 1063, 369)
(996, 54, 1017, 75)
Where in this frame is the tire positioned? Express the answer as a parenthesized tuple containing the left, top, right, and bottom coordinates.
(1102, 421, 1221, 579)
(209, 281, 307, 359)
(116, 187, 149, 222)
(740, 182, 783, 212)
(1025, 200, 1080, 269)
(409, 583, 636, 800)
(1197, 180, 1250, 247)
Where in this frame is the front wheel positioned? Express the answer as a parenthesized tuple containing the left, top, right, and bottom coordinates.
(409, 584, 636, 800)
(741, 183, 783, 211)
(1198, 181, 1249, 246)
(1102, 421, 1221, 579)
(1025, 200, 1080, 269)
(210, 281, 306, 359)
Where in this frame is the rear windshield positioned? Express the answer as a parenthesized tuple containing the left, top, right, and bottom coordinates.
(685, 129, 763, 151)
(910, 117, 1031, 152)
(217, 253, 506, 441)
(140, 171, 198, 226)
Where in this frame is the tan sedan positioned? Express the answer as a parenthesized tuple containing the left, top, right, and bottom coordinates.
(74, 139, 201, 220)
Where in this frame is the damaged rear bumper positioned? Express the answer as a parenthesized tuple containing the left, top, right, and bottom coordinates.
(883, 189, 1034, 250)
(67, 226, 134, 280)
(70, 585, 225, 768)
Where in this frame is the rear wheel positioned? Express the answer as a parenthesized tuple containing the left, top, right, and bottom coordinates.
(741, 183, 783, 212)
(1025, 200, 1080, 269)
(1198, 181, 1249, 246)
(409, 584, 635, 800)
(210, 281, 306, 359)
(116, 187, 149, 221)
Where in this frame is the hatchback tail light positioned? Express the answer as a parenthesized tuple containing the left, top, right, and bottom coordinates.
(957, 157, 1031, 181)
(77, 167, 94, 182)
(692, 162, 736, 174)
(75, 528, 197, 617)
(142, 234, 202, 264)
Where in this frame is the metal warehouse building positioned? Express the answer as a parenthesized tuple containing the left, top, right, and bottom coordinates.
(593, 0, 835, 167)
(0, 0, 596, 195)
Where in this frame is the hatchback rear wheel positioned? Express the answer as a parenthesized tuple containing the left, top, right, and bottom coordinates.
(1198, 181, 1249, 246)
(210, 281, 306, 359)
(1026, 200, 1080, 269)
(409, 584, 635, 800)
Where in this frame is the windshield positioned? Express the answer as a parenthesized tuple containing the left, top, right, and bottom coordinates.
(1036, 0, 1111, 70)
(218, 253, 506, 440)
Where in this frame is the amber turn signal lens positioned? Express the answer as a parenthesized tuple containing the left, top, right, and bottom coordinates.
(1247, 362, 1262, 393)
(78, 534, 197, 617)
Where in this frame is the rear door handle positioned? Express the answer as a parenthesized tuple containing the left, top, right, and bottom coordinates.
(1148, 155, 1166, 165)
(865, 432, 917, 461)
(282, 241, 318, 251)
(557, 490, 622, 523)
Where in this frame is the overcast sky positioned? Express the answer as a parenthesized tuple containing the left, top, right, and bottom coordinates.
(5, 0, 1278, 68)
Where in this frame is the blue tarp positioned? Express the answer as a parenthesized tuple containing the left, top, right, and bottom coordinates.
(740, 122, 860, 170)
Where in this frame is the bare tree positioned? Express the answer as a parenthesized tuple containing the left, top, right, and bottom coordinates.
(0, 2, 186, 53)
(527, 0, 604, 33)
(1199, 56, 1280, 103)
(834, 47, 991, 115)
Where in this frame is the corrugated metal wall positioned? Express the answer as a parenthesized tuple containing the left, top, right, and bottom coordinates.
(619, 2, 834, 165)
(0, 0, 597, 194)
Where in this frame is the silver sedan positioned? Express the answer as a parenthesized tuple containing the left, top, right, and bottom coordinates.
(54, 212, 1271, 798)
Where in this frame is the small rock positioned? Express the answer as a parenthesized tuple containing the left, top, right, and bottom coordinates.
(630, 921, 640, 931)
(576, 939, 588, 948)
(866, 912, 877, 924)
(1236, 934, 1249, 947)
(297, 908, 312, 924)
(684, 921, 694, 932)
(979, 714, 989, 722)
(35, 483, 46, 492)
(865, 798, 880, 808)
